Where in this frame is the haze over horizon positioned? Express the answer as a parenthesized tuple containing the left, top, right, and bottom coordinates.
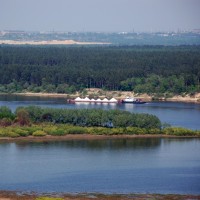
(0, 0, 200, 33)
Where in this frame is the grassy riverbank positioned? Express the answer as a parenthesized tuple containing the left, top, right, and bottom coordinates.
(0, 191, 200, 200)
(0, 124, 199, 139)
(0, 105, 199, 138)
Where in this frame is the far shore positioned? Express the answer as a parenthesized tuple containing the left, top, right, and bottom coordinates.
(7, 91, 200, 104)
(0, 39, 110, 45)
(0, 134, 199, 142)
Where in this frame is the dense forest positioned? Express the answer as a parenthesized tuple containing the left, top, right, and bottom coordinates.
(0, 45, 200, 94)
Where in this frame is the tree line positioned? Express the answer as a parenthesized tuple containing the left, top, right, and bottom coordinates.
(0, 106, 199, 137)
(120, 74, 199, 94)
(0, 106, 161, 129)
(0, 45, 200, 94)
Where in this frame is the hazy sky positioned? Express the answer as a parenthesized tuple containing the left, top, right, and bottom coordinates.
(0, 0, 200, 32)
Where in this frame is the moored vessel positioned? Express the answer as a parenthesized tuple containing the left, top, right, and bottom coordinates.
(122, 97, 146, 104)
(68, 97, 119, 104)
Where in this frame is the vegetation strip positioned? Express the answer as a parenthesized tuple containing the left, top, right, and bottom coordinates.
(0, 106, 199, 137)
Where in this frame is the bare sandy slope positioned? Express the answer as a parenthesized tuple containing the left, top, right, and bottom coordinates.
(0, 40, 110, 45)
(13, 88, 200, 103)
(166, 93, 200, 103)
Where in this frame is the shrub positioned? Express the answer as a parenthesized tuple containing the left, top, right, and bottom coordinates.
(24, 126, 41, 134)
(111, 128, 125, 135)
(146, 128, 161, 134)
(32, 130, 47, 137)
(163, 127, 195, 136)
(49, 129, 66, 136)
(0, 129, 6, 137)
(14, 128, 30, 137)
(36, 197, 63, 200)
(0, 118, 12, 126)
(43, 126, 57, 134)
(67, 127, 86, 134)
(123, 127, 146, 135)
(0, 128, 19, 137)
(89, 127, 112, 135)
(195, 130, 200, 136)
(7, 131, 20, 138)
(42, 125, 69, 136)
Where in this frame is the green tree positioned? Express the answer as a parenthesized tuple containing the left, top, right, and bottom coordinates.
(0, 106, 15, 120)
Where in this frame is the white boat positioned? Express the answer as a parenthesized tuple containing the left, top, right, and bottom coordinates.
(122, 97, 146, 104)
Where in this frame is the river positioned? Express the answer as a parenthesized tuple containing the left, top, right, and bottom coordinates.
(0, 95, 200, 194)
(0, 138, 200, 194)
(0, 94, 200, 130)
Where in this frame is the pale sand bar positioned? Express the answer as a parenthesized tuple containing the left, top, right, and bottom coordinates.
(0, 40, 110, 45)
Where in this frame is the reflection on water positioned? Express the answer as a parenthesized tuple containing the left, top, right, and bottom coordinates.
(74, 102, 118, 110)
(0, 138, 200, 194)
(12, 138, 161, 150)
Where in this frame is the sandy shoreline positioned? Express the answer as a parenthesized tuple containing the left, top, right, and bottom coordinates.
(13, 92, 71, 98)
(0, 39, 110, 45)
(8, 91, 200, 103)
(0, 191, 200, 200)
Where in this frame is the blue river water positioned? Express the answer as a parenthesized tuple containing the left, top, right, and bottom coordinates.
(0, 95, 200, 130)
(0, 95, 200, 194)
(0, 138, 200, 194)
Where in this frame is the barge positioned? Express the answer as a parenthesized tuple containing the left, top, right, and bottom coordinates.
(68, 97, 146, 104)
(121, 97, 146, 104)
(68, 97, 119, 104)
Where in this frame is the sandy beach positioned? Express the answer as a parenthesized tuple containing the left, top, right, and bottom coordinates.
(0, 191, 200, 200)
(0, 40, 110, 45)
(11, 90, 200, 103)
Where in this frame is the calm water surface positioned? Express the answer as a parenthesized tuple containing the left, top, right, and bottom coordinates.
(0, 138, 200, 194)
(0, 94, 200, 130)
